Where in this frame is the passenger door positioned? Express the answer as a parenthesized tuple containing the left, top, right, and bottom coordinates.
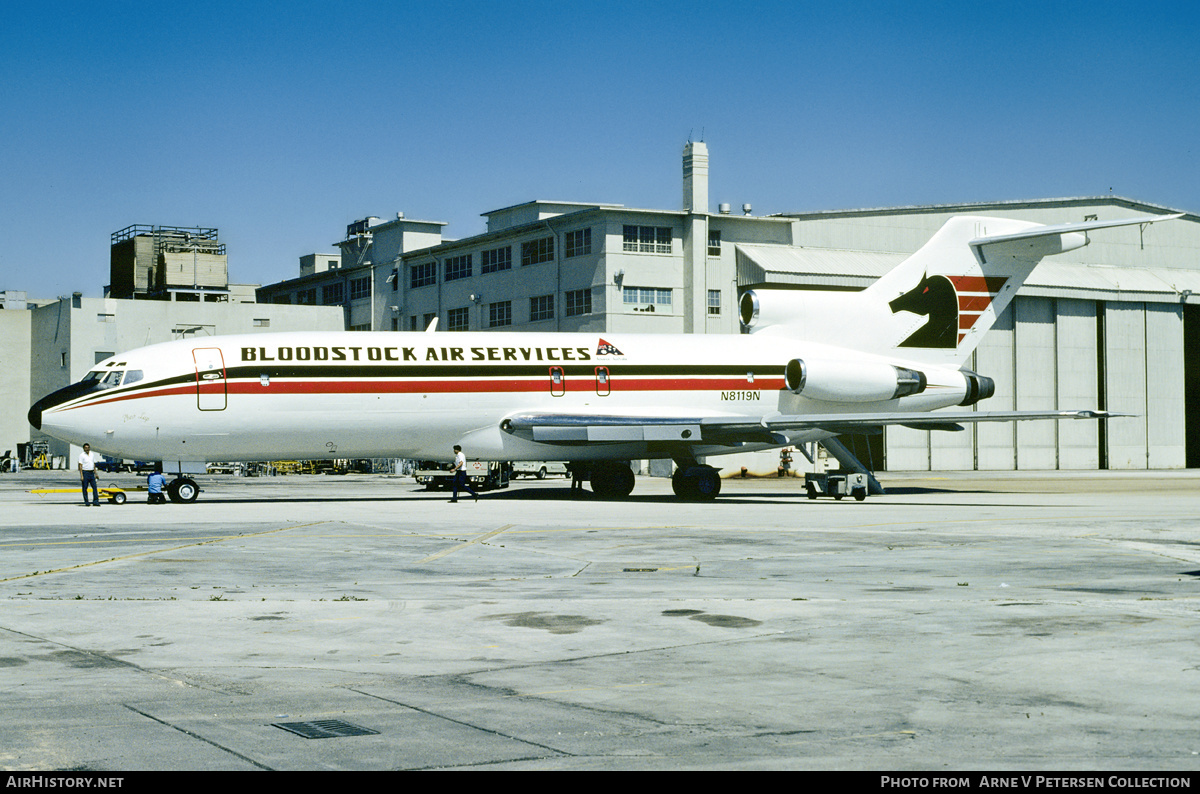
(193, 348, 227, 411)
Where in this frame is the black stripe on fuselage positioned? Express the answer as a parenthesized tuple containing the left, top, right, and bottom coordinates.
(223, 363, 778, 380)
(53, 361, 782, 411)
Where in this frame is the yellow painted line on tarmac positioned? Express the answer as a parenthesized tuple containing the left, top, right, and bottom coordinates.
(418, 524, 515, 563)
(0, 522, 330, 583)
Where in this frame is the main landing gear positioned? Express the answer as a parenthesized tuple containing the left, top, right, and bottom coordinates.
(572, 457, 722, 502)
(671, 464, 722, 501)
(586, 462, 636, 499)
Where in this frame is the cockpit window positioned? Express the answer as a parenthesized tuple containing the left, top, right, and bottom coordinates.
(81, 368, 142, 389)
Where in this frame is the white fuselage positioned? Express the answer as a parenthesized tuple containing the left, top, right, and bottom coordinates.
(32, 330, 972, 464)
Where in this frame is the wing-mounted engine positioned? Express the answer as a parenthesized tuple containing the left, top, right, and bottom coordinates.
(783, 358, 927, 403)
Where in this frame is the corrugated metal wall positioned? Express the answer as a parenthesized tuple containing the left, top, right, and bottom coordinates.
(885, 296, 1185, 471)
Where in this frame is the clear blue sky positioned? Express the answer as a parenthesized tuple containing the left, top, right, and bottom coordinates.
(2, 0, 1197, 299)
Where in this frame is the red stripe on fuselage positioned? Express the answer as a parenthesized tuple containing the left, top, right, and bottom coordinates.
(51, 376, 788, 411)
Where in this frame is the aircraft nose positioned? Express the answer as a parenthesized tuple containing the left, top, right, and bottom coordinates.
(28, 397, 46, 430)
(29, 380, 100, 432)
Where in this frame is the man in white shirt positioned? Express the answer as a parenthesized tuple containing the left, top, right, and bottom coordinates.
(78, 443, 100, 506)
(449, 444, 478, 503)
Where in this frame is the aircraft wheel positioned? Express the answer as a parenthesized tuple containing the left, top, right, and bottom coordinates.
(168, 477, 199, 503)
(591, 463, 635, 499)
(672, 467, 720, 501)
(671, 469, 696, 499)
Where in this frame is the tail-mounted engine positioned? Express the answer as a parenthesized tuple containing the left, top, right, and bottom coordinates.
(959, 369, 995, 406)
(784, 358, 927, 403)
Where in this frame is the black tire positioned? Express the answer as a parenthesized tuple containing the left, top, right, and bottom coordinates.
(671, 469, 697, 500)
(853, 487, 867, 502)
(168, 477, 199, 503)
(591, 463, 635, 499)
(672, 467, 720, 501)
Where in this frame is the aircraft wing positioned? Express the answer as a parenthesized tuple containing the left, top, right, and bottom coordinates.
(500, 409, 1122, 446)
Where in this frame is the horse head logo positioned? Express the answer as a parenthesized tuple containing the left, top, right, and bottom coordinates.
(889, 273, 958, 349)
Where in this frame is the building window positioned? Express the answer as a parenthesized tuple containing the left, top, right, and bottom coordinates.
(622, 225, 672, 254)
(707, 289, 721, 315)
(272, 295, 291, 305)
(349, 323, 371, 331)
(423, 312, 437, 330)
(708, 230, 721, 256)
(253, 318, 270, 327)
(390, 268, 398, 291)
(481, 246, 512, 274)
(623, 286, 672, 311)
(565, 288, 592, 317)
(565, 228, 591, 258)
(445, 254, 473, 282)
(447, 307, 470, 332)
(521, 236, 554, 266)
(489, 301, 512, 328)
(322, 282, 344, 305)
(530, 294, 554, 322)
(296, 288, 317, 305)
(350, 277, 371, 301)
(411, 262, 437, 289)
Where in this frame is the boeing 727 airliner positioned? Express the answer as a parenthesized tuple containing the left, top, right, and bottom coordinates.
(29, 213, 1180, 502)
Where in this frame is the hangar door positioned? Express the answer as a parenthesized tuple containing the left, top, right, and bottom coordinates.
(1186, 305, 1200, 468)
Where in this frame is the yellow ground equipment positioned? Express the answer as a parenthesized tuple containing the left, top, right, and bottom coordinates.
(31, 484, 142, 505)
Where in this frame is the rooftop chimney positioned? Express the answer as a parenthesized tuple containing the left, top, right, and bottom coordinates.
(683, 141, 709, 213)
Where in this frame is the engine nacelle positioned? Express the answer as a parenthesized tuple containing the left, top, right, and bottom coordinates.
(740, 288, 861, 333)
(959, 369, 995, 406)
(784, 358, 927, 403)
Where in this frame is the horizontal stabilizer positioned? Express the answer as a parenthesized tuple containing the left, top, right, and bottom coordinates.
(970, 214, 1183, 249)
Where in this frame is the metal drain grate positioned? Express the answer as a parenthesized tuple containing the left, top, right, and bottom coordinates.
(272, 720, 379, 739)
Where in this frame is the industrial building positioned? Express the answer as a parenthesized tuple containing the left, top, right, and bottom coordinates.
(259, 142, 1200, 473)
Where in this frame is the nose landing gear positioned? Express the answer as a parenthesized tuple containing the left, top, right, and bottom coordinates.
(166, 477, 200, 503)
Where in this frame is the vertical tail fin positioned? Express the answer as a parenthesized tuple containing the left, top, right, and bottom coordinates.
(744, 214, 1180, 367)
